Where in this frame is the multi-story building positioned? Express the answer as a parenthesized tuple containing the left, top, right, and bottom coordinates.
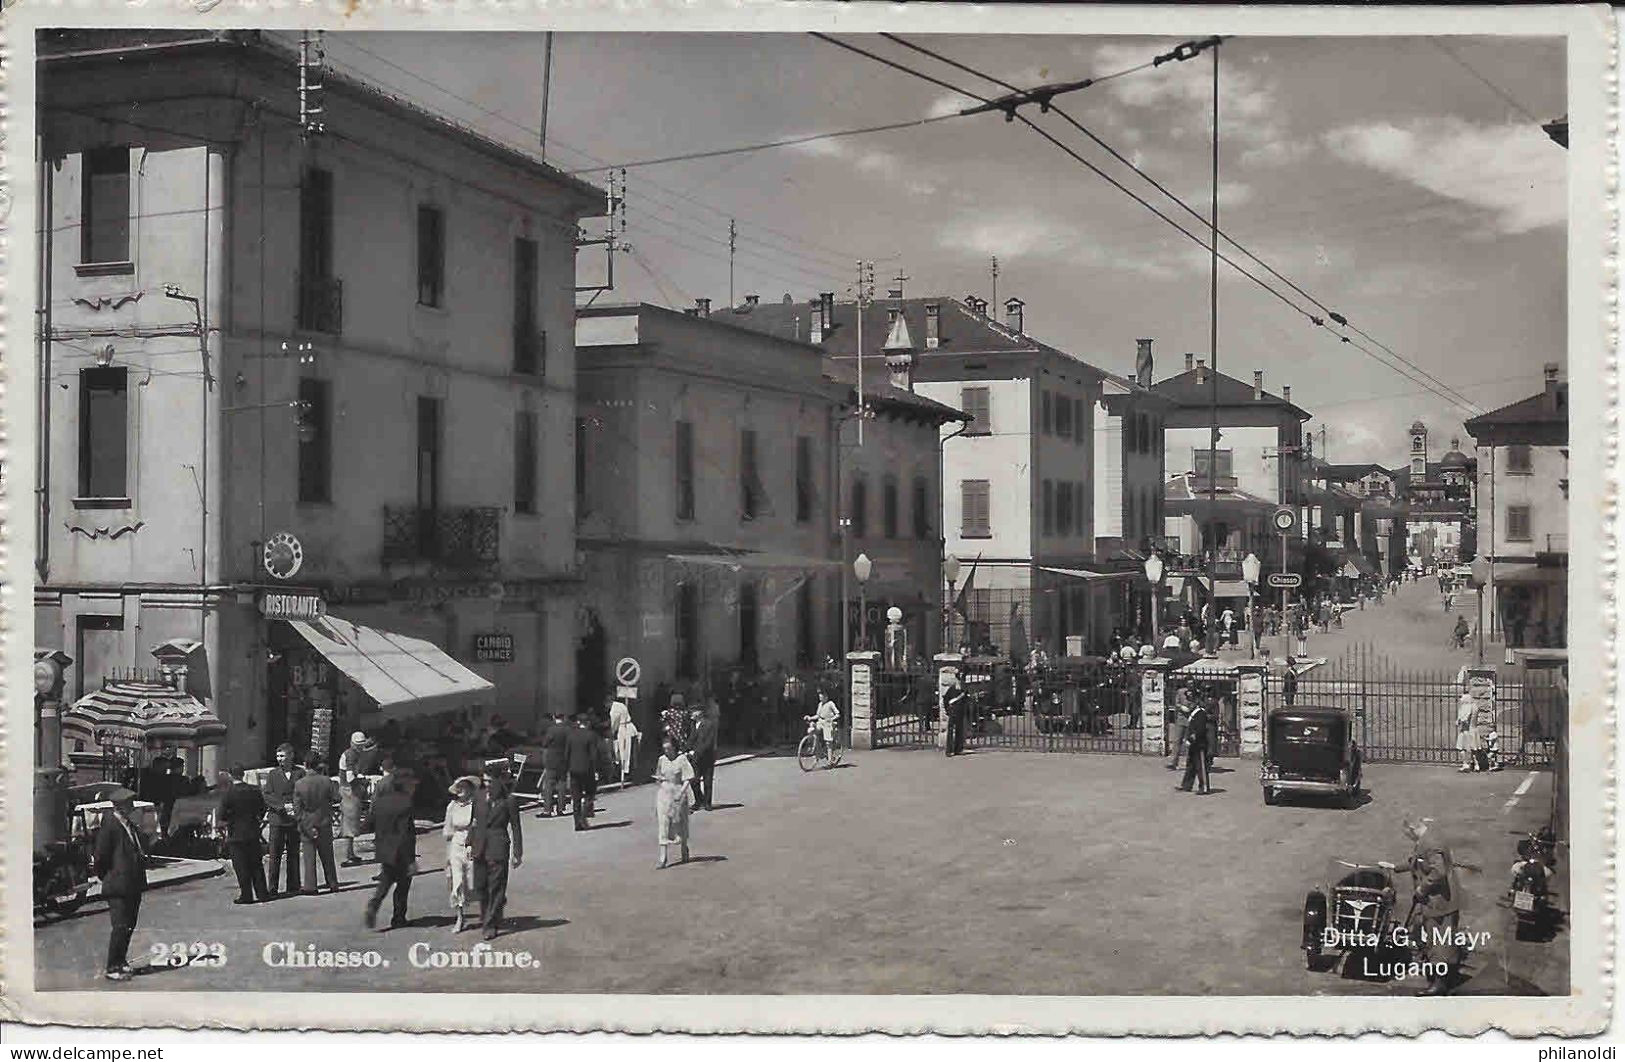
(1465, 364, 1568, 649)
(33, 30, 601, 771)
(1153, 357, 1312, 509)
(1393, 422, 1477, 565)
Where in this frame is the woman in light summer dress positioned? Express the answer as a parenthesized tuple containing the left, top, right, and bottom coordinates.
(654, 735, 695, 869)
(1455, 689, 1482, 772)
(443, 776, 480, 931)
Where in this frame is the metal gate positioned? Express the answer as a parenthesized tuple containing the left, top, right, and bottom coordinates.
(871, 669, 937, 748)
(961, 657, 1143, 754)
(1302, 644, 1555, 767)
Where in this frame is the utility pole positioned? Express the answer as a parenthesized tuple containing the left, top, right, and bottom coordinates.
(855, 259, 875, 445)
(1204, 41, 1221, 650)
(298, 31, 327, 141)
(728, 219, 737, 308)
(539, 32, 555, 157)
(990, 255, 1000, 310)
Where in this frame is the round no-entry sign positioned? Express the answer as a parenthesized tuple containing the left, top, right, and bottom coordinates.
(614, 656, 642, 687)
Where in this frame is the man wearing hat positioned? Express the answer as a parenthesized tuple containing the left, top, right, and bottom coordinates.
(470, 762, 524, 940)
(365, 769, 418, 931)
(294, 766, 341, 894)
(1402, 815, 1464, 995)
(92, 788, 147, 980)
(565, 712, 600, 831)
(340, 731, 381, 783)
(217, 763, 270, 904)
(941, 672, 968, 757)
(537, 712, 570, 819)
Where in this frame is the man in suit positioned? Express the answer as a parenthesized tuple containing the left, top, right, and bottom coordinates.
(261, 743, 305, 897)
(565, 713, 600, 831)
(92, 788, 147, 981)
(942, 674, 968, 757)
(689, 702, 719, 811)
(470, 763, 523, 940)
(294, 768, 341, 894)
(537, 712, 569, 819)
(1404, 816, 1464, 995)
(365, 770, 418, 930)
(1178, 694, 1212, 795)
(216, 764, 270, 904)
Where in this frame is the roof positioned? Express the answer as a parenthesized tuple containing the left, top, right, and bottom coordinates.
(39, 30, 603, 207)
(1464, 384, 1569, 433)
(1163, 473, 1274, 507)
(1150, 368, 1311, 420)
(1439, 448, 1474, 467)
(821, 357, 968, 423)
(1321, 462, 1390, 482)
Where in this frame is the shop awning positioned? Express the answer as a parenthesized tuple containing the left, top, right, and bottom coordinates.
(1490, 563, 1567, 586)
(1195, 576, 1252, 599)
(666, 551, 843, 572)
(288, 615, 494, 721)
(1041, 566, 1135, 582)
(1175, 657, 1242, 678)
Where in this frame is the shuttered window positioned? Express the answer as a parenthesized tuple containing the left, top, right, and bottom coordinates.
(961, 480, 991, 537)
(961, 386, 991, 435)
(1506, 505, 1532, 542)
(675, 420, 695, 521)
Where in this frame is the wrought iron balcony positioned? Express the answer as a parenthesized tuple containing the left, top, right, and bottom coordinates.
(1543, 533, 1568, 554)
(297, 274, 343, 334)
(382, 506, 502, 569)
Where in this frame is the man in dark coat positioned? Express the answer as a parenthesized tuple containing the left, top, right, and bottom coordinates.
(689, 702, 719, 811)
(365, 771, 418, 930)
(217, 764, 269, 905)
(470, 764, 523, 940)
(92, 788, 147, 980)
(294, 769, 341, 894)
(537, 712, 569, 818)
(260, 743, 305, 897)
(1403, 816, 1464, 995)
(565, 714, 599, 831)
(1178, 696, 1212, 794)
(942, 674, 968, 756)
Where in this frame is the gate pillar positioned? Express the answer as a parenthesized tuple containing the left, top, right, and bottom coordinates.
(1464, 664, 1497, 760)
(1139, 657, 1174, 756)
(846, 651, 881, 750)
(933, 653, 964, 750)
(1235, 661, 1267, 758)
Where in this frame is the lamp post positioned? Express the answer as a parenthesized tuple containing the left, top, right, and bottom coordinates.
(942, 554, 961, 656)
(1471, 554, 1491, 664)
(854, 553, 873, 650)
(1143, 552, 1164, 648)
(1241, 552, 1261, 660)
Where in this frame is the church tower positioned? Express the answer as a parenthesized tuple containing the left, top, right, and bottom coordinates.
(1409, 420, 1428, 479)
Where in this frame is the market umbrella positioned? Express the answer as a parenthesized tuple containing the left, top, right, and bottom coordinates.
(63, 678, 226, 755)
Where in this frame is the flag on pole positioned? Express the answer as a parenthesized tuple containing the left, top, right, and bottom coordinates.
(952, 553, 982, 623)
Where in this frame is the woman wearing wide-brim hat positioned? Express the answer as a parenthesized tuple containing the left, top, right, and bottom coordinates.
(443, 775, 481, 932)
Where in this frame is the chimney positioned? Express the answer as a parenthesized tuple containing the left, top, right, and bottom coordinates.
(887, 350, 916, 393)
(1195, 358, 1207, 385)
(1135, 338, 1153, 387)
(1004, 297, 1024, 335)
(782, 293, 793, 304)
(820, 292, 835, 334)
(1282, 385, 1292, 406)
(744, 294, 760, 308)
(1543, 363, 1560, 410)
(1184, 352, 1195, 372)
(1253, 370, 1263, 401)
(809, 297, 824, 344)
(683, 308, 699, 317)
(695, 297, 710, 318)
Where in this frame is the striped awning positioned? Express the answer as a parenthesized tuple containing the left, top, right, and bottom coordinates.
(288, 614, 495, 721)
(64, 681, 226, 751)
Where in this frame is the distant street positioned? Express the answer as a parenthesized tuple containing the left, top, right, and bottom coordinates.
(38, 747, 1564, 996)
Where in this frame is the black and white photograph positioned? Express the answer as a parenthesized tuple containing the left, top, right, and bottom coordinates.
(5, 3, 1613, 1037)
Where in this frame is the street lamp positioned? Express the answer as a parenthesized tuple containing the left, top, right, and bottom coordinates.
(1241, 552, 1261, 659)
(943, 554, 961, 655)
(854, 553, 874, 650)
(1471, 554, 1492, 664)
(1143, 552, 1164, 647)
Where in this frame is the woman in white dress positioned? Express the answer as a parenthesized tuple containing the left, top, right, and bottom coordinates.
(609, 697, 639, 784)
(654, 735, 694, 869)
(443, 776, 479, 931)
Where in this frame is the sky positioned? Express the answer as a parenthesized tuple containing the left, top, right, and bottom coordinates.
(299, 30, 1567, 470)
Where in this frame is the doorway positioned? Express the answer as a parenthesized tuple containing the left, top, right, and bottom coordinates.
(576, 611, 608, 712)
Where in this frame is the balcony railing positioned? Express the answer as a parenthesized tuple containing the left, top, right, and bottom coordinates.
(382, 506, 502, 569)
(1542, 533, 1568, 554)
(297, 274, 343, 334)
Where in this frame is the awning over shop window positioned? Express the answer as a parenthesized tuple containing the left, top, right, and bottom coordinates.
(1040, 566, 1135, 582)
(666, 551, 844, 572)
(288, 615, 494, 721)
(1491, 563, 1567, 586)
(1194, 576, 1252, 599)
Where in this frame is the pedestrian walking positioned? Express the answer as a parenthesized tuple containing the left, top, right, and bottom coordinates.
(294, 768, 341, 894)
(442, 776, 478, 933)
(1166, 687, 1189, 770)
(689, 699, 719, 811)
(470, 763, 523, 940)
(1401, 816, 1463, 996)
(1293, 608, 1309, 657)
(92, 787, 148, 981)
(538, 711, 569, 818)
(1452, 614, 1470, 650)
(364, 770, 418, 931)
(338, 775, 367, 867)
(654, 735, 695, 869)
(1454, 691, 1480, 771)
(261, 744, 304, 898)
(942, 673, 968, 756)
(608, 695, 639, 785)
(216, 763, 270, 905)
(1179, 696, 1212, 794)
(1283, 657, 1299, 706)
(565, 713, 599, 832)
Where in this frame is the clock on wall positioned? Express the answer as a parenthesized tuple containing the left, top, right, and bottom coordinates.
(262, 532, 304, 581)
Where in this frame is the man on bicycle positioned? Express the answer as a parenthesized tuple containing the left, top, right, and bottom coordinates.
(814, 688, 841, 762)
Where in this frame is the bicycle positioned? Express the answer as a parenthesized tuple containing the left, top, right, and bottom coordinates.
(797, 715, 843, 771)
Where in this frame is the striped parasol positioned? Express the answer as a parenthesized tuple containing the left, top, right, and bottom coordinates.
(63, 678, 226, 752)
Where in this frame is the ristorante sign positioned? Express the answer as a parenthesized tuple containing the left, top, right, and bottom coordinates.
(259, 592, 328, 621)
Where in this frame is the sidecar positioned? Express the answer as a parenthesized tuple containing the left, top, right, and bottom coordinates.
(1302, 858, 1405, 972)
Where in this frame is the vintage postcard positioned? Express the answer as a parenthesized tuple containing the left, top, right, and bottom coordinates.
(0, 0, 1614, 1036)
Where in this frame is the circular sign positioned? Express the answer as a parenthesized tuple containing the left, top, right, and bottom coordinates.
(614, 656, 642, 687)
(263, 532, 304, 580)
(34, 659, 60, 696)
(1272, 506, 1297, 533)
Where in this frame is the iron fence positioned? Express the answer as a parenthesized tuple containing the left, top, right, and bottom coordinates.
(870, 668, 937, 748)
(960, 657, 1143, 754)
(703, 665, 847, 749)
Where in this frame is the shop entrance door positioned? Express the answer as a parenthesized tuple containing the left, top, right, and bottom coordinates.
(576, 612, 607, 711)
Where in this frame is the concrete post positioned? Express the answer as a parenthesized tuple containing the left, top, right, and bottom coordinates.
(1465, 665, 1497, 765)
(1139, 657, 1174, 756)
(1235, 661, 1267, 757)
(846, 651, 881, 750)
(933, 653, 963, 749)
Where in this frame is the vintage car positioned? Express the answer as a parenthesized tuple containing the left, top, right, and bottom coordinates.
(1302, 858, 1407, 972)
(1260, 704, 1363, 807)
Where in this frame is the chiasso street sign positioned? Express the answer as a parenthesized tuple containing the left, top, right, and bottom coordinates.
(1267, 573, 1302, 589)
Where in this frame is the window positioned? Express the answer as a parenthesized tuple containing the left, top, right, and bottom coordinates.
(297, 167, 337, 332)
(1042, 391, 1054, 435)
(925, 303, 941, 349)
(851, 477, 868, 538)
(1077, 481, 1087, 536)
(514, 410, 538, 514)
(796, 581, 816, 668)
(81, 147, 130, 264)
(513, 238, 542, 374)
(296, 377, 331, 504)
(1073, 398, 1086, 443)
(416, 397, 441, 512)
(1193, 448, 1234, 483)
(883, 478, 899, 539)
(961, 480, 991, 537)
(75, 614, 124, 701)
(739, 582, 760, 670)
(740, 429, 764, 521)
(574, 416, 587, 517)
(675, 583, 699, 680)
(1042, 479, 1055, 536)
(1506, 444, 1533, 474)
(795, 435, 814, 523)
(78, 367, 128, 499)
(961, 386, 991, 435)
(1055, 393, 1073, 439)
(416, 205, 445, 308)
(912, 475, 930, 540)
(675, 420, 695, 522)
(1057, 481, 1073, 535)
(1506, 504, 1533, 542)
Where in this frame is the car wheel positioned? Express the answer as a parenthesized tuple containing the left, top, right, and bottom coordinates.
(1263, 787, 1277, 806)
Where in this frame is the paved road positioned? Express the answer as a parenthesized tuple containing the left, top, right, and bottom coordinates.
(36, 746, 1565, 996)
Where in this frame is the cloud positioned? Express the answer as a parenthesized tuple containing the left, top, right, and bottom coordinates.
(785, 136, 938, 196)
(935, 208, 1210, 280)
(1322, 118, 1565, 234)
